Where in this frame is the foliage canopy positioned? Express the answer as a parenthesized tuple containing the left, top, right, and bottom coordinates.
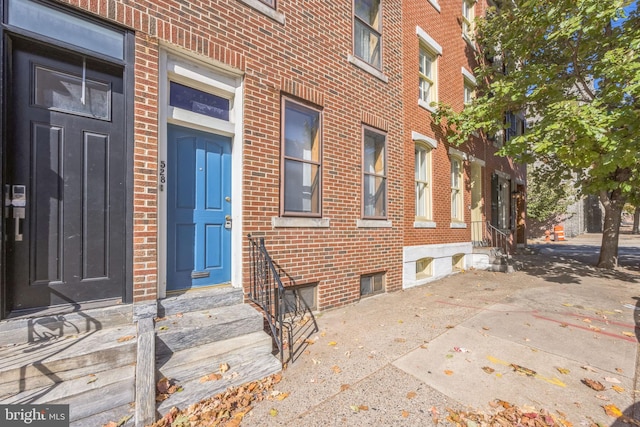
(435, 0, 639, 267)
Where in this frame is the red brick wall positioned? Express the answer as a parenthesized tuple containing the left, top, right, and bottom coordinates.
(401, 0, 526, 248)
(54, 0, 524, 308)
(55, 0, 405, 309)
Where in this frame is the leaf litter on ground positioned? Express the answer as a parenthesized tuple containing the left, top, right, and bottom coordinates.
(447, 400, 572, 426)
(147, 373, 283, 427)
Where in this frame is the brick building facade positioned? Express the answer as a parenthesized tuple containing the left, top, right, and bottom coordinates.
(0, 0, 526, 323)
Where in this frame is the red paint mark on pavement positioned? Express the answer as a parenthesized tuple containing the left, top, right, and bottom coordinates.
(532, 313, 637, 343)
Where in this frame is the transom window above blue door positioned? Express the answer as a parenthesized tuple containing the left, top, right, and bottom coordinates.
(169, 82, 230, 121)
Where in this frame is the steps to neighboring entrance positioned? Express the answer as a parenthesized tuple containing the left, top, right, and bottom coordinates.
(0, 313, 137, 425)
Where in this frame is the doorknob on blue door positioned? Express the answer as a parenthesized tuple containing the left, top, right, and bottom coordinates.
(225, 196, 231, 202)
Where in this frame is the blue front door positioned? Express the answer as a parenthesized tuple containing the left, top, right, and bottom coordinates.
(167, 124, 232, 291)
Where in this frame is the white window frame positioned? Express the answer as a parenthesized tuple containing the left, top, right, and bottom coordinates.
(419, 45, 437, 107)
(462, 0, 475, 40)
(416, 26, 442, 113)
(415, 143, 433, 221)
(450, 156, 464, 222)
(462, 67, 476, 105)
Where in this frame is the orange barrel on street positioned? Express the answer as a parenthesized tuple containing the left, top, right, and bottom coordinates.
(553, 225, 565, 241)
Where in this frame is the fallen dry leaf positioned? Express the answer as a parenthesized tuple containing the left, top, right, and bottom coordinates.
(402, 410, 410, 418)
(482, 366, 495, 374)
(444, 370, 454, 376)
(581, 365, 598, 373)
(556, 367, 570, 375)
(612, 385, 625, 393)
(622, 331, 635, 337)
(275, 392, 289, 401)
(340, 384, 350, 392)
(331, 365, 342, 374)
(158, 326, 169, 331)
(117, 335, 135, 343)
(511, 364, 536, 376)
(199, 373, 222, 383)
(582, 318, 592, 323)
(220, 362, 230, 373)
(269, 408, 278, 417)
(394, 338, 407, 343)
(156, 377, 171, 394)
(359, 405, 369, 411)
(406, 391, 417, 399)
(604, 377, 621, 384)
(328, 341, 337, 346)
(304, 339, 315, 345)
(582, 378, 605, 391)
(603, 404, 623, 418)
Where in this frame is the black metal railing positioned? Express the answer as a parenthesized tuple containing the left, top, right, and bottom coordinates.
(247, 235, 318, 366)
(248, 235, 285, 364)
(472, 221, 512, 270)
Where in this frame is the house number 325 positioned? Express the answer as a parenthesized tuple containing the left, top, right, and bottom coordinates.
(159, 161, 166, 191)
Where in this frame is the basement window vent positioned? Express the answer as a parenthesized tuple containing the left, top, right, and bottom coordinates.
(452, 253, 465, 271)
(282, 283, 317, 315)
(416, 257, 434, 279)
(360, 272, 385, 297)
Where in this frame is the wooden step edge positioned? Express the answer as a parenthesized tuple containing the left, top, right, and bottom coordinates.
(0, 304, 133, 347)
(156, 331, 271, 369)
(157, 332, 275, 384)
(155, 353, 282, 415)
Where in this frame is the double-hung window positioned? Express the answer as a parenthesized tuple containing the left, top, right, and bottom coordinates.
(354, 0, 382, 69)
(419, 46, 437, 106)
(462, 67, 476, 106)
(416, 26, 442, 112)
(462, 0, 475, 39)
(415, 144, 432, 220)
(451, 157, 464, 221)
(282, 98, 322, 216)
(363, 127, 387, 218)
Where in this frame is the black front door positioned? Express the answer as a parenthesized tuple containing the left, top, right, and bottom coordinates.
(5, 38, 126, 311)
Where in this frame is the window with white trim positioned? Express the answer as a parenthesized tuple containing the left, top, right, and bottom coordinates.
(415, 144, 432, 220)
(416, 26, 442, 112)
(464, 82, 474, 105)
(451, 156, 464, 221)
(354, 0, 382, 69)
(362, 126, 387, 219)
(419, 45, 437, 106)
(282, 98, 322, 216)
(462, 0, 475, 39)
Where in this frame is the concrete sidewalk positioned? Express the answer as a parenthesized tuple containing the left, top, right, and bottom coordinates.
(242, 232, 640, 426)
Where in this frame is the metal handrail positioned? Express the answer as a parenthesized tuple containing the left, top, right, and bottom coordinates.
(247, 235, 285, 364)
(485, 221, 511, 270)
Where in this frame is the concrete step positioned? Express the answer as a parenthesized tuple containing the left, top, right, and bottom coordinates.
(0, 323, 137, 397)
(158, 286, 243, 317)
(156, 352, 282, 415)
(0, 304, 132, 347)
(157, 331, 274, 384)
(155, 304, 263, 356)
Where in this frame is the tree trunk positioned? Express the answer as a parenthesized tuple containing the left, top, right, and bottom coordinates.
(633, 206, 639, 234)
(597, 190, 626, 268)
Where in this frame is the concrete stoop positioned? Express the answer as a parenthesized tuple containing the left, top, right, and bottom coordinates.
(0, 287, 282, 427)
(471, 246, 515, 273)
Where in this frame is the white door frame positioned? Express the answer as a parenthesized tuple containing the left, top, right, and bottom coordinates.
(158, 48, 244, 298)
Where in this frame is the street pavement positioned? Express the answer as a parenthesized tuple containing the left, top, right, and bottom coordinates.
(242, 231, 640, 426)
